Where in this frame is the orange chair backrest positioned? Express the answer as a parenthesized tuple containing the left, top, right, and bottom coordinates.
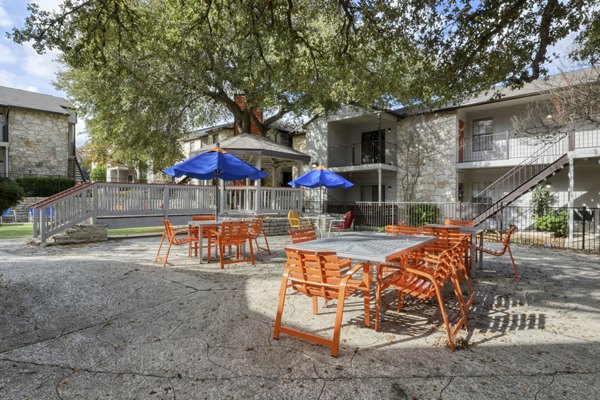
(407, 244, 460, 297)
(192, 215, 216, 221)
(289, 228, 317, 243)
(385, 225, 422, 235)
(502, 225, 516, 250)
(162, 220, 175, 237)
(219, 221, 250, 243)
(284, 249, 345, 300)
(250, 217, 264, 232)
(444, 218, 475, 227)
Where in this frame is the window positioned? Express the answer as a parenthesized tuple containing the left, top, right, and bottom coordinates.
(470, 181, 492, 204)
(472, 118, 493, 151)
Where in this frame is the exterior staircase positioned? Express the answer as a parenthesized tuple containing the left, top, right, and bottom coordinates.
(467, 133, 572, 226)
(68, 154, 89, 182)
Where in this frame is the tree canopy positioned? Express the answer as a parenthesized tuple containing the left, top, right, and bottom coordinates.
(10, 0, 599, 169)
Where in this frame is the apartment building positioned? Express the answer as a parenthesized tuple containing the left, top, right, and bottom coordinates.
(304, 71, 600, 214)
(0, 86, 77, 178)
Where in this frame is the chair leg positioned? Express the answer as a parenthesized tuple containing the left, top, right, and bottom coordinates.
(163, 241, 173, 267)
(434, 286, 455, 351)
(375, 268, 383, 331)
(312, 297, 319, 315)
(273, 272, 290, 340)
(262, 232, 271, 254)
(331, 286, 348, 357)
(508, 246, 519, 280)
(396, 293, 405, 312)
(154, 235, 166, 262)
(219, 243, 225, 269)
(248, 237, 255, 266)
(361, 263, 371, 328)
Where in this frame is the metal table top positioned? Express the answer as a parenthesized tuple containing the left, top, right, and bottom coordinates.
(286, 232, 437, 263)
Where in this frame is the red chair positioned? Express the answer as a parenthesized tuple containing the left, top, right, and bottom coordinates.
(328, 211, 354, 236)
(155, 220, 196, 267)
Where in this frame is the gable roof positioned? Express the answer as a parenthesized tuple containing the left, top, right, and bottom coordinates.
(0, 86, 73, 115)
(191, 133, 310, 162)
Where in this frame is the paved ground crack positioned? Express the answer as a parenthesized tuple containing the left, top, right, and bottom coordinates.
(439, 376, 454, 399)
(534, 373, 556, 400)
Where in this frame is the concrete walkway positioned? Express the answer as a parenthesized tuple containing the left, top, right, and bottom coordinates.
(0, 236, 598, 399)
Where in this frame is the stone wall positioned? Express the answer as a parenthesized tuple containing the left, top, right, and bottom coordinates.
(12, 196, 45, 222)
(396, 111, 457, 202)
(8, 109, 69, 176)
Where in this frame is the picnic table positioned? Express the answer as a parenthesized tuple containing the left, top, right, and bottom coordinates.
(286, 232, 436, 264)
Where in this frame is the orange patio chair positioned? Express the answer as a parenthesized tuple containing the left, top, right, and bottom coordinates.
(385, 225, 423, 235)
(444, 218, 475, 227)
(421, 226, 475, 312)
(249, 217, 271, 255)
(155, 220, 196, 267)
(375, 243, 468, 351)
(477, 224, 519, 280)
(216, 221, 255, 269)
(289, 227, 317, 244)
(189, 215, 218, 261)
(273, 248, 371, 357)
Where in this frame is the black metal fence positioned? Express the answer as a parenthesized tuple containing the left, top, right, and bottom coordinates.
(312, 201, 599, 252)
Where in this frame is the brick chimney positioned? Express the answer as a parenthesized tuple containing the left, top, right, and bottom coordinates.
(234, 94, 263, 135)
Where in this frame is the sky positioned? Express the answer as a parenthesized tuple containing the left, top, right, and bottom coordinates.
(0, 0, 64, 96)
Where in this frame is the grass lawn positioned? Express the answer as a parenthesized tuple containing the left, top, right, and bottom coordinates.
(0, 224, 32, 239)
(0, 223, 164, 240)
(108, 226, 164, 236)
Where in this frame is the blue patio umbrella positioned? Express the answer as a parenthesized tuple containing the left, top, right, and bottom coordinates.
(289, 166, 353, 213)
(163, 147, 267, 215)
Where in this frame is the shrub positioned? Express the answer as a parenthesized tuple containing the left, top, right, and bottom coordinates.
(89, 166, 107, 182)
(535, 210, 568, 237)
(406, 203, 439, 226)
(0, 178, 25, 213)
(15, 176, 76, 197)
(530, 186, 557, 217)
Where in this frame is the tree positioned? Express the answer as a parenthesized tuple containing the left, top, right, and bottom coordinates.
(11, 1, 598, 170)
(0, 179, 25, 216)
(512, 67, 600, 138)
(89, 166, 107, 182)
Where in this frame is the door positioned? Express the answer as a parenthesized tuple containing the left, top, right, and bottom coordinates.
(361, 130, 385, 164)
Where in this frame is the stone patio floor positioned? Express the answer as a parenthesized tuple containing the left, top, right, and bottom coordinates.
(0, 235, 598, 399)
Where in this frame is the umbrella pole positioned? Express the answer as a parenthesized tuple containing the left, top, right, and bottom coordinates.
(214, 178, 219, 219)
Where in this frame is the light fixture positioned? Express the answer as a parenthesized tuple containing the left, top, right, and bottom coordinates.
(545, 182, 552, 189)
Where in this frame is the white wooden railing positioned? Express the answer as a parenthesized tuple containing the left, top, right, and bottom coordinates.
(221, 186, 302, 214)
(30, 183, 96, 242)
(30, 182, 302, 243)
(459, 129, 599, 163)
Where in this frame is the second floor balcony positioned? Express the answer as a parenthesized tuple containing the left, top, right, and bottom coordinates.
(458, 129, 600, 165)
(328, 140, 397, 168)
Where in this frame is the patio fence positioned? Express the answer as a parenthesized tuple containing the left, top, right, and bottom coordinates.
(317, 201, 600, 252)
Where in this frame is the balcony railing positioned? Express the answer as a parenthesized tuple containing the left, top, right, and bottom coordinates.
(458, 129, 600, 163)
(328, 140, 396, 167)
